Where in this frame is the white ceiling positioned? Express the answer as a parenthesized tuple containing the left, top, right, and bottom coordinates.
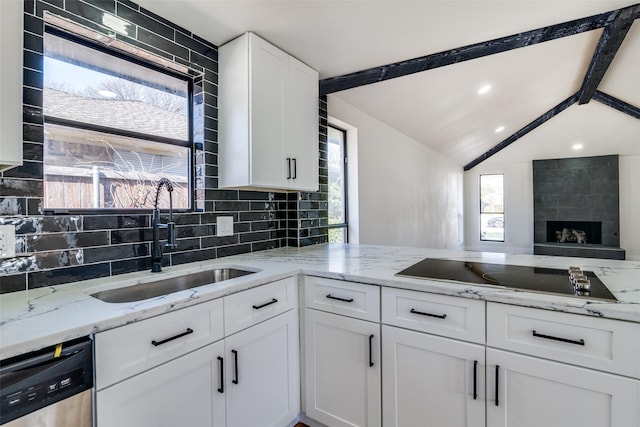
(136, 0, 640, 168)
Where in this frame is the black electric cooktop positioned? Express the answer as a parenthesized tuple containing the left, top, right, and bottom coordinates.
(396, 258, 617, 301)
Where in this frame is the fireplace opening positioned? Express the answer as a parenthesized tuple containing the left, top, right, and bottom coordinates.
(546, 221, 602, 245)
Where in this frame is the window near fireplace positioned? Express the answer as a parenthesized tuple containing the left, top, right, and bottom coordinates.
(480, 174, 504, 242)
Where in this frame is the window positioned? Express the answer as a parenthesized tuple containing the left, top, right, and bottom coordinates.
(43, 29, 192, 211)
(327, 125, 348, 243)
(480, 174, 504, 241)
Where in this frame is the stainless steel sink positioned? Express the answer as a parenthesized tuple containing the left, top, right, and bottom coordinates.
(90, 268, 256, 303)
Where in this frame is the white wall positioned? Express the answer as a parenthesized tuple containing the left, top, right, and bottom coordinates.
(620, 155, 640, 260)
(464, 156, 640, 260)
(328, 95, 463, 250)
(464, 161, 534, 254)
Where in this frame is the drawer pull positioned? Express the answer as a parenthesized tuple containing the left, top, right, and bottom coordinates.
(410, 308, 447, 319)
(231, 349, 239, 385)
(217, 356, 224, 393)
(532, 330, 585, 346)
(495, 365, 500, 406)
(252, 298, 278, 310)
(151, 328, 194, 346)
(326, 294, 354, 303)
(369, 334, 375, 367)
(473, 360, 478, 400)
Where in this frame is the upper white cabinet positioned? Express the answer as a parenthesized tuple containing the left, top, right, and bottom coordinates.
(219, 32, 319, 192)
(0, 0, 23, 171)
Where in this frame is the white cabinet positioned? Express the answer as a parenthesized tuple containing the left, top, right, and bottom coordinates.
(305, 308, 380, 427)
(219, 32, 319, 192)
(382, 325, 485, 427)
(95, 276, 299, 427)
(486, 302, 640, 427)
(381, 287, 486, 427)
(0, 0, 23, 171)
(96, 340, 226, 427)
(486, 348, 640, 427)
(225, 309, 300, 427)
(303, 277, 381, 426)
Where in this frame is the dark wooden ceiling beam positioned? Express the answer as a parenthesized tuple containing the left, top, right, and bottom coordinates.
(319, 10, 618, 95)
(577, 4, 640, 104)
(463, 94, 579, 171)
(593, 90, 640, 119)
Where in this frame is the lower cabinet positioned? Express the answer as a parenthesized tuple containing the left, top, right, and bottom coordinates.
(382, 325, 485, 427)
(95, 276, 299, 427)
(96, 340, 226, 427)
(225, 309, 300, 427)
(304, 308, 381, 427)
(486, 348, 640, 427)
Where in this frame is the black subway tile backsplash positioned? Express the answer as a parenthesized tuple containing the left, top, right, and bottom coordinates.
(0, 274, 28, 294)
(0, 0, 327, 293)
(81, 0, 117, 14)
(116, 3, 174, 39)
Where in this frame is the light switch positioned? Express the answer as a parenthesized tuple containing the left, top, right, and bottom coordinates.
(0, 225, 16, 258)
(216, 216, 234, 237)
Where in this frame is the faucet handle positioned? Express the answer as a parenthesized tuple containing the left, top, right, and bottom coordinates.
(165, 222, 177, 249)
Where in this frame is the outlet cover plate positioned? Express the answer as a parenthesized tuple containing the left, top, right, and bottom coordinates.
(216, 216, 234, 237)
(0, 225, 16, 258)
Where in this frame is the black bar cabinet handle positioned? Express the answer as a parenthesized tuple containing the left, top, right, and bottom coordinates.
(495, 365, 500, 406)
(532, 330, 585, 346)
(253, 298, 278, 310)
(292, 158, 297, 179)
(151, 328, 193, 346)
(286, 158, 291, 179)
(217, 356, 224, 393)
(368, 334, 374, 367)
(410, 308, 447, 319)
(326, 294, 354, 303)
(473, 360, 478, 400)
(231, 349, 239, 384)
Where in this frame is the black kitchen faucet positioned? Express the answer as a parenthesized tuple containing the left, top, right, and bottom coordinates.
(151, 178, 177, 272)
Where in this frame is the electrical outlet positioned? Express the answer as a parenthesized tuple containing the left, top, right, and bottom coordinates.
(216, 216, 234, 237)
(0, 225, 16, 258)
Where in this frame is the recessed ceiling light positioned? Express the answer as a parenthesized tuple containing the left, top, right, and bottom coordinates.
(572, 143, 584, 150)
(478, 84, 492, 95)
(495, 126, 505, 133)
(98, 90, 117, 98)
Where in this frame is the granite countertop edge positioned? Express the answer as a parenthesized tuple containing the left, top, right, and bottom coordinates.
(2, 243, 639, 360)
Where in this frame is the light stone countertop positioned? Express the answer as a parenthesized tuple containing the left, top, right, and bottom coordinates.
(2, 243, 639, 360)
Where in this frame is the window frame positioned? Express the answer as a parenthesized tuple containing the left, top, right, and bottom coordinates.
(42, 26, 195, 215)
(327, 124, 349, 243)
(479, 173, 505, 242)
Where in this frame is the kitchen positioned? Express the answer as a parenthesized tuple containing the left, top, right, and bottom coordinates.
(1, 0, 640, 426)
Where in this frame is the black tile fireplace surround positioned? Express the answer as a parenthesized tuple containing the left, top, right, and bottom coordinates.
(533, 155, 625, 260)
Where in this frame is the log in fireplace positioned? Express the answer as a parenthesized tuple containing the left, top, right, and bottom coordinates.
(546, 221, 602, 245)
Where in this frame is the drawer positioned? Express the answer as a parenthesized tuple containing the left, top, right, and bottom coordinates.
(95, 297, 224, 390)
(487, 302, 640, 378)
(224, 276, 297, 335)
(305, 276, 380, 322)
(382, 287, 485, 344)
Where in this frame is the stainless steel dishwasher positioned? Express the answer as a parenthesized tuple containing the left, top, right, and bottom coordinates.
(0, 337, 93, 426)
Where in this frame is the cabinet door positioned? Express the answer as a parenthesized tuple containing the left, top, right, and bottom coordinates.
(96, 340, 225, 427)
(225, 309, 300, 427)
(249, 33, 288, 189)
(305, 308, 381, 427)
(285, 56, 319, 191)
(487, 348, 640, 427)
(382, 325, 485, 427)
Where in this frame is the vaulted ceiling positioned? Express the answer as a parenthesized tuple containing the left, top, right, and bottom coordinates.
(136, 0, 640, 169)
